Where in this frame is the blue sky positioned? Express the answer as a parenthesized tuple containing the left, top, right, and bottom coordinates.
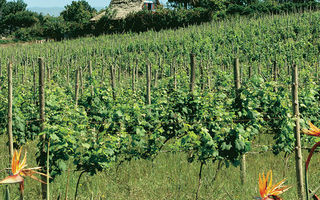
(8, 0, 168, 9)
(14, 0, 110, 8)
(7, 0, 168, 16)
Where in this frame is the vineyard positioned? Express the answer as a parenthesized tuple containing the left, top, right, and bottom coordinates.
(1, 10, 320, 200)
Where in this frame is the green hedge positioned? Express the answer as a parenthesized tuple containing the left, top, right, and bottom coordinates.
(226, 2, 320, 16)
(10, 1, 320, 41)
(95, 8, 212, 34)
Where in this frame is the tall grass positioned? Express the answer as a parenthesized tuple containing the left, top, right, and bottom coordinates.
(1, 134, 320, 199)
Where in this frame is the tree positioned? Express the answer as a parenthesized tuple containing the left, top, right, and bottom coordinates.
(2, 0, 27, 16)
(0, 0, 6, 14)
(60, 0, 96, 23)
(168, 0, 227, 10)
(42, 16, 68, 40)
(3, 10, 38, 29)
(0, 0, 28, 34)
(192, 0, 226, 10)
(168, 0, 191, 9)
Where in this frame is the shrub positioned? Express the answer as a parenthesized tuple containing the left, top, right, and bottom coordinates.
(123, 8, 212, 33)
(14, 28, 32, 41)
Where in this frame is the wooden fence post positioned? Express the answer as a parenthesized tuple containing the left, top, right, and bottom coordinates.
(273, 60, 278, 81)
(22, 64, 25, 84)
(132, 65, 135, 93)
(317, 60, 319, 81)
(292, 64, 305, 200)
(234, 58, 241, 102)
(154, 69, 158, 88)
(89, 61, 94, 97)
(146, 64, 151, 105)
(75, 69, 79, 107)
(234, 58, 246, 185)
(174, 64, 177, 90)
(0, 62, 2, 77)
(38, 57, 47, 200)
(190, 53, 196, 93)
(7, 62, 13, 160)
(136, 60, 139, 83)
(158, 57, 162, 79)
(207, 64, 211, 90)
(33, 62, 37, 104)
(200, 61, 204, 91)
(79, 67, 83, 95)
(14, 59, 17, 77)
(67, 64, 70, 85)
(47, 65, 50, 83)
(101, 62, 105, 85)
(286, 60, 290, 76)
(118, 65, 121, 85)
(110, 65, 116, 100)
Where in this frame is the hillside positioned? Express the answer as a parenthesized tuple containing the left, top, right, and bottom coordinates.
(1, 11, 320, 199)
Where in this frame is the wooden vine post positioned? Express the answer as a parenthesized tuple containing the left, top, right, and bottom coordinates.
(200, 61, 204, 91)
(118, 65, 121, 85)
(101, 64, 105, 86)
(135, 59, 139, 84)
(158, 57, 163, 79)
(33, 62, 37, 104)
(67, 61, 70, 85)
(286, 60, 290, 76)
(14, 58, 17, 77)
(89, 61, 94, 97)
(38, 58, 48, 200)
(0, 62, 2, 77)
(292, 64, 305, 200)
(7, 62, 14, 160)
(234, 58, 241, 105)
(174, 64, 177, 90)
(22, 64, 25, 84)
(234, 58, 246, 185)
(146, 64, 151, 105)
(189, 53, 204, 199)
(132, 64, 135, 93)
(317, 60, 319, 81)
(207, 65, 211, 90)
(79, 67, 83, 95)
(47, 65, 50, 83)
(154, 69, 158, 88)
(190, 53, 196, 93)
(110, 65, 116, 100)
(75, 69, 79, 107)
(273, 60, 278, 81)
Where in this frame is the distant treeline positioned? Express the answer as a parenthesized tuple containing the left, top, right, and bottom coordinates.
(0, 0, 319, 42)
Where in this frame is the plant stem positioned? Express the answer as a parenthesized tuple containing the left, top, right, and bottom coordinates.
(196, 162, 204, 200)
(74, 171, 86, 200)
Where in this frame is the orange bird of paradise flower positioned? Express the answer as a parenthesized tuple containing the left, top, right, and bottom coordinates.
(254, 170, 290, 200)
(302, 121, 320, 171)
(302, 121, 320, 200)
(0, 148, 49, 194)
(302, 121, 320, 137)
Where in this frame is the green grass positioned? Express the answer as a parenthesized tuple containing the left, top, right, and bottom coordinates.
(1, 134, 320, 200)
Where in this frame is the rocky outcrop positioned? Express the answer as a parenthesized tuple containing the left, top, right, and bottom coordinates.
(109, 0, 145, 19)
